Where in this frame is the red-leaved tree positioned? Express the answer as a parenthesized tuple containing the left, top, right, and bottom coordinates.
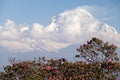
(76, 37, 119, 63)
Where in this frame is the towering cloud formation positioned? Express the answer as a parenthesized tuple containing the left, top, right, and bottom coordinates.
(0, 7, 120, 52)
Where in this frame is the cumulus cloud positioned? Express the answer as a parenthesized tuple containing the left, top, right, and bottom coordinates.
(0, 7, 120, 52)
(0, 19, 21, 40)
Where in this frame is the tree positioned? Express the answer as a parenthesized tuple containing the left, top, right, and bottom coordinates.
(0, 38, 120, 80)
(76, 37, 120, 79)
(76, 37, 119, 63)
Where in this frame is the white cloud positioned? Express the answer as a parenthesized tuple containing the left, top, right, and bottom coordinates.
(0, 19, 21, 40)
(20, 25, 29, 33)
(0, 7, 120, 52)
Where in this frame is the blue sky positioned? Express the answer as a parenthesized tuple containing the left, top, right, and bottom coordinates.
(0, 0, 120, 32)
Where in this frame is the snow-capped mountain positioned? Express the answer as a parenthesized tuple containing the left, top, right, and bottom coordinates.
(0, 7, 120, 71)
(0, 7, 120, 52)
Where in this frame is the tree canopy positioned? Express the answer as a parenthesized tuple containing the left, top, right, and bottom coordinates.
(76, 37, 119, 62)
(0, 37, 120, 80)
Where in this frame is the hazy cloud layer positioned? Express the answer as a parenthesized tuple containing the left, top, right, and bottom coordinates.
(0, 7, 120, 52)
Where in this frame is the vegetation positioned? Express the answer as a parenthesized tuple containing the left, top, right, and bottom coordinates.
(76, 37, 119, 62)
(0, 37, 120, 80)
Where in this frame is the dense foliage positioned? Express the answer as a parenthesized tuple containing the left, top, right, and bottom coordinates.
(0, 38, 120, 80)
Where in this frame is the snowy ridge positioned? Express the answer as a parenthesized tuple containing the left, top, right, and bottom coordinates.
(0, 7, 120, 52)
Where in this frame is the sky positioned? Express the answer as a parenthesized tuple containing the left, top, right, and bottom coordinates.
(0, 0, 120, 31)
(0, 0, 120, 71)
